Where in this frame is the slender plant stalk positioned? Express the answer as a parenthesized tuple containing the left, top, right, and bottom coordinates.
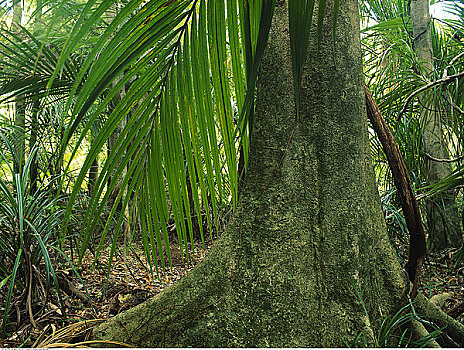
(365, 83, 426, 299)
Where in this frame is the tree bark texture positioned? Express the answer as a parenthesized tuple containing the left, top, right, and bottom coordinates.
(409, 0, 462, 251)
(365, 85, 426, 299)
(29, 99, 40, 194)
(13, 97, 26, 174)
(92, 0, 409, 346)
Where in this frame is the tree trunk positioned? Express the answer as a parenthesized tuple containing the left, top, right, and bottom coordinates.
(29, 0, 43, 195)
(29, 99, 40, 194)
(92, 0, 411, 346)
(88, 156, 98, 196)
(13, 98, 26, 174)
(409, 0, 462, 252)
(11, 1, 25, 175)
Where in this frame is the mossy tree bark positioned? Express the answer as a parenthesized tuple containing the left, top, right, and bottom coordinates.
(92, 0, 411, 346)
(409, 0, 462, 252)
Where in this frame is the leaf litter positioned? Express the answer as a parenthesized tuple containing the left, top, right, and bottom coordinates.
(1, 240, 214, 347)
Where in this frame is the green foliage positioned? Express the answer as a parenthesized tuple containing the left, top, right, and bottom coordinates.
(348, 305, 445, 347)
(361, 0, 464, 250)
(347, 279, 445, 347)
(0, 0, 461, 344)
(50, 1, 248, 276)
(0, 24, 79, 103)
(0, 0, 339, 281)
(0, 126, 65, 336)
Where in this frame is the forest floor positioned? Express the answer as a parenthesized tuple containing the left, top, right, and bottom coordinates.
(1, 239, 214, 348)
(2, 238, 464, 347)
(418, 248, 464, 315)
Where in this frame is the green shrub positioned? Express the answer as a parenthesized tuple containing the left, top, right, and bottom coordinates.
(0, 126, 64, 336)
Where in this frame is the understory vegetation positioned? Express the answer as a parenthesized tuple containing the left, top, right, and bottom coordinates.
(0, 0, 464, 347)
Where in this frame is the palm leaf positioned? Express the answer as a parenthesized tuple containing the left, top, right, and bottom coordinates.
(0, 0, 343, 277)
(55, 0, 256, 273)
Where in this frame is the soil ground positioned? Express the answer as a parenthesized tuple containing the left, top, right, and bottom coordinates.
(0, 240, 213, 347)
(1, 236, 463, 347)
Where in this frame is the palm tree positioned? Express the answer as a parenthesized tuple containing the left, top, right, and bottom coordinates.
(60, 0, 462, 346)
(2, 0, 464, 346)
(54, 0, 256, 270)
(0, 0, 105, 334)
(10, 0, 25, 175)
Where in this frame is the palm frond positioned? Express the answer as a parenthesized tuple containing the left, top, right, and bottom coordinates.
(0, 0, 345, 278)
(54, 0, 257, 273)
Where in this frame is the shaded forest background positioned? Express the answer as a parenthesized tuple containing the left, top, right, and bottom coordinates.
(0, 0, 464, 346)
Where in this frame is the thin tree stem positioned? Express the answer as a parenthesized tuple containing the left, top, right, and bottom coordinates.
(365, 83, 426, 299)
(397, 71, 464, 119)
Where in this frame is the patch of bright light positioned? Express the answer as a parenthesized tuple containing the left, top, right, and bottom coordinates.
(430, 2, 459, 20)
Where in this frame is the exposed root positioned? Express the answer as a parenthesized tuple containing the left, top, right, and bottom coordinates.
(429, 293, 453, 309)
(409, 319, 440, 348)
(35, 319, 107, 347)
(91, 241, 226, 347)
(414, 293, 464, 347)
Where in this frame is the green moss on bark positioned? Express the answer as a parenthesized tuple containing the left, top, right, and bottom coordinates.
(92, 0, 409, 346)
